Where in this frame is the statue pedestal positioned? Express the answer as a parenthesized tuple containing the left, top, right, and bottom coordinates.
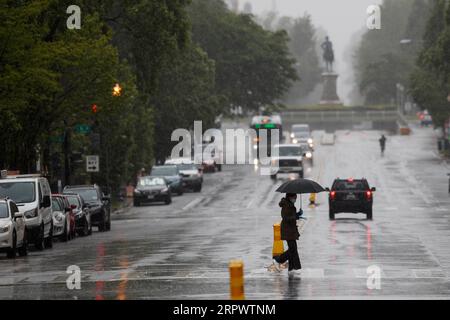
(320, 73, 342, 105)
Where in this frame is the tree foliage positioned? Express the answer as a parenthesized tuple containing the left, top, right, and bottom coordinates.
(189, 0, 298, 113)
(410, 0, 450, 128)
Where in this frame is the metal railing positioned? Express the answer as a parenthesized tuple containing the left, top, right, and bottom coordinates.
(281, 110, 398, 122)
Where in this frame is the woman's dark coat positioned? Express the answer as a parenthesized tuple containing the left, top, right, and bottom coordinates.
(279, 198, 300, 241)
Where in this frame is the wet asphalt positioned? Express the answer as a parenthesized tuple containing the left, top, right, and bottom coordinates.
(1, 122, 450, 300)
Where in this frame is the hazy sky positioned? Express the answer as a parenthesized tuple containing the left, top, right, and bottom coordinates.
(242, 0, 383, 104)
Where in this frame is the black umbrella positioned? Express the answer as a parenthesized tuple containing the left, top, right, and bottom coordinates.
(276, 178, 326, 194)
(276, 178, 326, 209)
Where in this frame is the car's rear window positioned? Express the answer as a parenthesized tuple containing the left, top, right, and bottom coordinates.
(334, 180, 368, 190)
(152, 166, 178, 176)
(275, 146, 303, 157)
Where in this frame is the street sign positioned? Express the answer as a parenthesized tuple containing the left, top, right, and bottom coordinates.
(50, 136, 64, 143)
(75, 124, 91, 134)
(86, 155, 99, 173)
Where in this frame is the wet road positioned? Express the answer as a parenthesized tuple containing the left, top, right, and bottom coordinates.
(1, 123, 450, 299)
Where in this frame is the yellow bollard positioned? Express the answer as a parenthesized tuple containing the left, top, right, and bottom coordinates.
(309, 193, 316, 206)
(229, 260, 245, 300)
(272, 223, 284, 258)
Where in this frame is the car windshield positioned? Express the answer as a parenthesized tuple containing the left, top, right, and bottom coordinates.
(69, 189, 98, 202)
(152, 166, 178, 176)
(0, 203, 8, 218)
(65, 196, 80, 209)
(52, 199, 63, 212)
(276, 146, 303, 157)
(138, 177, 166, 187)
(334, 181, 367, 191)
(178, 164, 197, 171)
(0, 182, 36, 203)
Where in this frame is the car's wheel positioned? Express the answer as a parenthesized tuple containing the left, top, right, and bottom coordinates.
(88, 220, 93, 235)
(270, 174, 277, 180)
(177, 189, 184, 196)
(7, 231, 17, 259)
(35, 223, 45, 251)
(195, 185, 202, 192)
(18, 229, 28, 257)
(298, 171, 304, 178)
(81, 218, 89, 236)
(133, 200, 140, 207)
(329, 209, 335, 220)
(165, 197, 172, 205)
(367, 208, 373, 220)
(61, 221, 69, 242)
(217, 164, 222, 172)
(44, 222, 53, 249)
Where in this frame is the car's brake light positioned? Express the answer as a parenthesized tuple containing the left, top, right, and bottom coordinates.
(330, 191, 336, 200)
(347, 178, 354, 182)
(366, 191, 372, 199)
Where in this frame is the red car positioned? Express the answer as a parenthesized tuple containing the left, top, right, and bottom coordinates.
(52, 194, 76, 240)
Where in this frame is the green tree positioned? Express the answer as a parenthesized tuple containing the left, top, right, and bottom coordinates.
(189, 0, 298, 113)
(410, 0, 450, 128)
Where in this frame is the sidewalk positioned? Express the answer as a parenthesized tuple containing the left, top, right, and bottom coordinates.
(112, 197, 133, 215)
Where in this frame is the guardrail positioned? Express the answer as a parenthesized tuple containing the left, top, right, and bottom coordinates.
(281, 110, 399, 122)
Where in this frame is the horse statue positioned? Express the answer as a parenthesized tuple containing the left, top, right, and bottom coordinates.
(321, 36, 335, 72)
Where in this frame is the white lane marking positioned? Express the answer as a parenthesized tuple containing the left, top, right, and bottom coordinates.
(182, 197, 205, 211)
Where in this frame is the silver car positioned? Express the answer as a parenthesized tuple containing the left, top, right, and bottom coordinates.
(0, 198, 27, 258)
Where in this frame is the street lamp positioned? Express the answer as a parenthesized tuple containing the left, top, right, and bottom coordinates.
(113, 83, 122, 97)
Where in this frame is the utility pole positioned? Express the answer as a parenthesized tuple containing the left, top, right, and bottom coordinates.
(63, 120, 71, 187)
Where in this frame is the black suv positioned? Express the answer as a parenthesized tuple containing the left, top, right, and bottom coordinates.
(63, 185, 111, 232)
(326, 178, 376, 220)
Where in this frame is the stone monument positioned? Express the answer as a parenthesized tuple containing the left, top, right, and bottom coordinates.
(320, 36, 342, 105)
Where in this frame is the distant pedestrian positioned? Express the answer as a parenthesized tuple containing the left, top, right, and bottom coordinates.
(274, 193, 302, 273)
(379, 134, 387, 155)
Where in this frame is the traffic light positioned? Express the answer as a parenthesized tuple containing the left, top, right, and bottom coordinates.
(91, 104, 98, 114)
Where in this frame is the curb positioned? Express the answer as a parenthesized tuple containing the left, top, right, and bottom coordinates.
(113, 199, 133, 215)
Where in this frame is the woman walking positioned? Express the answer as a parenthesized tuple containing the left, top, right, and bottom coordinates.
(275, 193, 302, 273)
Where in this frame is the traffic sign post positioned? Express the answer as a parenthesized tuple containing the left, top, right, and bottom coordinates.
(86, 155, 99, 173)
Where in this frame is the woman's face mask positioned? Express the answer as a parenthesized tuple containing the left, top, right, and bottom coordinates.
(290, 197, 297, 204)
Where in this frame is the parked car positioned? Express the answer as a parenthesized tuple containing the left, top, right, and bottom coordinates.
(0, 174, 53, 250)
(51, 195, 73, 242)
(0, 198, 27, 258)
(193, 143, 222, 173)
(62, 193, 92, 236)
(326, 178, 376, 220)
(134, 176, 172, 206)
(270, 144, 305, 179)
(60, 194, 76, 239)
(151, 165, 184, 195)
(64, 185, 111, 232)
(165, 158, 203, 192)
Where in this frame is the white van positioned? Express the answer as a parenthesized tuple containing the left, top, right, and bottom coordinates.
(0, 174, 53, 250)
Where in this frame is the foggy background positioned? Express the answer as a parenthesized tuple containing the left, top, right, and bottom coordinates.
(240, 0, 383, 105)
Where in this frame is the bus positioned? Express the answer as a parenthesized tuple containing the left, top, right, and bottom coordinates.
(250, 115, 283, 159)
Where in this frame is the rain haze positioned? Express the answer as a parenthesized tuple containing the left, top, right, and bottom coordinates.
(2, 0, 450, 304)
(242, 0, 383, 104)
